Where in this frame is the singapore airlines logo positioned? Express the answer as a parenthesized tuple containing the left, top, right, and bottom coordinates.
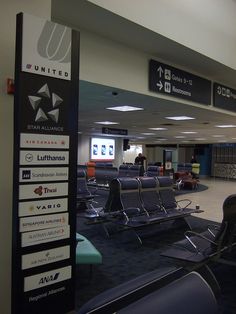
(28, 83, 63, 123)
(37, 21, 71, 63)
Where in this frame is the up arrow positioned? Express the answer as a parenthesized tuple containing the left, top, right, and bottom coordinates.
(157, 66, 163, 77)
(156, 81, 163, 90)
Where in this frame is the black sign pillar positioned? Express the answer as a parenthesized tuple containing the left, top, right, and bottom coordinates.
(12, 13, 79, 314)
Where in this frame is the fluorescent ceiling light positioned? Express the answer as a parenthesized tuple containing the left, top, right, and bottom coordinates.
(148, 127, 167, 131)
(181, 131, 197, 134)
(195, 138, 206, 140)
(174, 136, 186, 138)
(212, 135, 224, 137)
(94, 121, 119, 125)
(158, 138, 167, 141)
(106, 105, 144, 112)
(165, 116, 195, 121)
(215, 125, 236, 128)
(141, 132, 155, 135)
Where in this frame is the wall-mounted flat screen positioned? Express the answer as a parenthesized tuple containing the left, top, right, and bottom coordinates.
(91, 138, 115, 160)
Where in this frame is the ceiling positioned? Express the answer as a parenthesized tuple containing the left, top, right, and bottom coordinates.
(52, 0, 236, 145)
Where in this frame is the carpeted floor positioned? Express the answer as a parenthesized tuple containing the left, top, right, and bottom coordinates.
(75, 186, 236, 313)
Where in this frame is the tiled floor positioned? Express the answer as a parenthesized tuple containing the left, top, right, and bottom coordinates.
(176, 177, 236, 223)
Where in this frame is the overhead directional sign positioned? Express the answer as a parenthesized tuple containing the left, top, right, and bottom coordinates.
(213, 83, 236, 112)
(102, 127, 128, 136)
(149, 59, 211, 105)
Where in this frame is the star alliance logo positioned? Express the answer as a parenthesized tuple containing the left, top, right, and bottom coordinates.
(28, 83, 63, 123)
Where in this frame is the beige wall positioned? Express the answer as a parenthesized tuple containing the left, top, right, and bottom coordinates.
(0, 1, 51, 313)
(88, 0, 236, 70)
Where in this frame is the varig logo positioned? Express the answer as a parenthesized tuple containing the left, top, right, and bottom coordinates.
(37, 21, 71, 63)
(39, 272, 60, 285)
(28, 83, 63, 123)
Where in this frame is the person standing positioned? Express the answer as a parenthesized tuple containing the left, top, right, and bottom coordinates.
(134, 153, 146, 165)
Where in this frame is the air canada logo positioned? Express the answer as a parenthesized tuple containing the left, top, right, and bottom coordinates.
(28, 83, 63, 123)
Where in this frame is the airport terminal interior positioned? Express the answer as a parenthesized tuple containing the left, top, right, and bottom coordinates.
(1, 1, 236, 313)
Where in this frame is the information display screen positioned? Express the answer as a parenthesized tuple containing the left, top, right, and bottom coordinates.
(91, 138, 115, 160)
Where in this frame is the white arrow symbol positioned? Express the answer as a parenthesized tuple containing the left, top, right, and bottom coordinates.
(156, 81, 163, 90)
(157, 66, 163, 77)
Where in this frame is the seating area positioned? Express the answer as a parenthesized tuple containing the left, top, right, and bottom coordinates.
(76, 177, 236, 313)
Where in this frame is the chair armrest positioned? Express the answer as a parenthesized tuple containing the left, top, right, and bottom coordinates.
(184, 230, 217, 253)
(176, 199, 192, 209)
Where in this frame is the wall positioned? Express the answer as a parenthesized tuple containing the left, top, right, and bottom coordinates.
(89, 0, 236, 70)
(0, 1, 51, 313)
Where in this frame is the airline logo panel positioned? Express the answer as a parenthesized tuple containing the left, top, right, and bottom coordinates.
(20, 151, 69, 165)
(19, 213, 69, 232)
(22, 246, 70, 270)
(19, 182, 68, 200)
(18, 198, 68, 217)
(21, 225, 70, 247)
(19, 167, 69, 182)
(24, 266, 72, 292)
(20, 133, 69, 149)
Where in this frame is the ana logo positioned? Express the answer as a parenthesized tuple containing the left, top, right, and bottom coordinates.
(37, 21, 71, 63)
(28, 83, 63, 123)
(38, 272, 59, 285)
(22, 170, 31, 180)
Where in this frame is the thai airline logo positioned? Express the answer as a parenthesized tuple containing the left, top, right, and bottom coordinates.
(28, 83, 63, 123)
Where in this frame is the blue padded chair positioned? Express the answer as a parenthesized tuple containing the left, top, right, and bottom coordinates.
(77, 270, 218, 314)
(127, 164, 143, 177)
(118, 164, 129, 177)
(137, 176, 163, 216)
(161, 194, 236, 263)
(146, 165, 160, 177)
(118, 272, 218, 314)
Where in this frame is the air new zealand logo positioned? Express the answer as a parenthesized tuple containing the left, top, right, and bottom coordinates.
(28, 84, 63, 123)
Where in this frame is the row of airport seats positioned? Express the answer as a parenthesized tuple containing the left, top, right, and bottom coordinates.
(102, 176, 202, 239)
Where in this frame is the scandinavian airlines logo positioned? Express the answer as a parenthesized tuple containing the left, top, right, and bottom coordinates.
(28, 83, 63, 123)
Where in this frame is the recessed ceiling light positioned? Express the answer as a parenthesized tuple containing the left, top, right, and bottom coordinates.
(215, 125, 236, 128)
(94, 121, 119, 125)
(106, 106, 144, 112)
(148, 127, 167, 131)
(181, 131, 197, 134)
(165, 116, 195, 121)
